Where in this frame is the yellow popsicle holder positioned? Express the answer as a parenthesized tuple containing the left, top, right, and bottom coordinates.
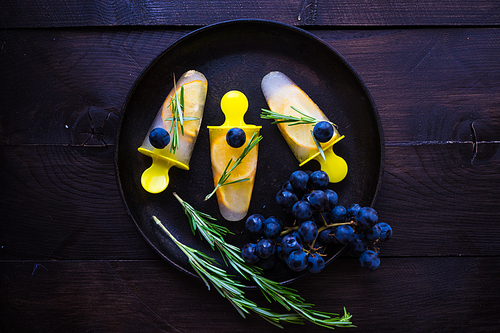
(207, 90, 261, 138)
(137, 147, 188, 194)
(299, 135, 348, 183)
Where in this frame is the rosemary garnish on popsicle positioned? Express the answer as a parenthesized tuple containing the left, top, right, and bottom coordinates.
(205, 132, 263, 201)
(164, 76, 198, 153)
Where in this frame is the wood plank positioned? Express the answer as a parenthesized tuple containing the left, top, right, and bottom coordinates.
(0, 145, 157, 260)
(1, 257, 499, 332)
(1, 143, 499, 259)
(1, 28, 499, 145)
(1, 0, 499, 28)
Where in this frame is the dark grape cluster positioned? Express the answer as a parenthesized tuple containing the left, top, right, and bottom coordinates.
(241, 169, 393, 273)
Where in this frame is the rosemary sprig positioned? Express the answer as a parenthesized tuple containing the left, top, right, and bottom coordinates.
(173, 193, 355, 329)
(205, 132, 263, 201)
(153, 215, 304, 328)
(261, 106, 336, 128)
(164, 76, 198, 153)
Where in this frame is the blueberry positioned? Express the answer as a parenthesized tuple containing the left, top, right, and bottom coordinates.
(376, 222, 393, 242)
(307, 253, 325, 273)
(245, 214, 265, 235)
(226, 127, 246, 148)
(313, 121, 334, 143)
(263, 216, 282, 238)
(241, 243, 260, 264)
(286, 250, 309, 272)
(349, 233, 368, 257)
(149, 128, 171, 149)
(289, 170, 309, 193)
(256, 238, 275, 259)
(292, 200, 313, 220)
(365, 224, 382, 241)
(308, 170, 329, 190)
(334, 225, 354, 244)
(307, 190, 327, 211)
(276, 189, 298, 209)
(298, 221, 318, 243)
(331, 205, 347, 221)
(359, 250, 380, 271)
(318, 228, 336, 244)
(280, 234, 302, 255)
(347, 203, 362, 218)
(324, 189, 339, 210)
(356, 207, 378, 229)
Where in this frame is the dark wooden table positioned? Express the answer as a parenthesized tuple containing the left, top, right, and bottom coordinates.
(2, 1, 500, 332)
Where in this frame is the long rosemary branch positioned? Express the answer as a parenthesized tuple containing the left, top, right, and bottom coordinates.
(153, 215, 304, 328)
(173, 193, 355, 329)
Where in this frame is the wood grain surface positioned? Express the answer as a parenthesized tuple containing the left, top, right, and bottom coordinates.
(1, 4, 500, 332)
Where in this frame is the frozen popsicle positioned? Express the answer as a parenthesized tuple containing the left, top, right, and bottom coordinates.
(138, 70, 208, 193)
(261, 71, 347, 183)
(207, 90, 262, 221)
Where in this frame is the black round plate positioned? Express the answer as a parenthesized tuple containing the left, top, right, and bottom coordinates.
(115, 19, 384, 287)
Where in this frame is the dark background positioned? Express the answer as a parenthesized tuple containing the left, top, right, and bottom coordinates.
(1, 1, 499, 332)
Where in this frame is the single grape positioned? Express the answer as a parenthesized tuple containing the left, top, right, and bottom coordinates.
(256, 238, 275, 259)
(359, 250, 380, 271)
(347, 203, 361, 218)
(365, 223, 382, 241)
(286, 250, 309, 272)
(331, 205, 348, 222)
(318, 228, 336, 244)
(356, 207, 378, 229)
(263, 216, 282, 238)
(307, 190, 328, 211)
(241, 243, 260, 264)
(308, 170, 329, 190)
(377, 222, 393, 242)
(245, 214, 265, 235)
(298, 220, 318, 243)
(226, 127, 246, 148)
(313, 121, 334, 143)
(292, 200, 313, 220)
(280, 234, 302, 255)
(289, 170, 309, 193)
(334, 225, 354, 244)
(324, 189, 339, 210)
(307, 253, 325, 273)
(149, 128, 171, 149)
(349, 233, 368, 257)
(276, 189, 298, 209)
